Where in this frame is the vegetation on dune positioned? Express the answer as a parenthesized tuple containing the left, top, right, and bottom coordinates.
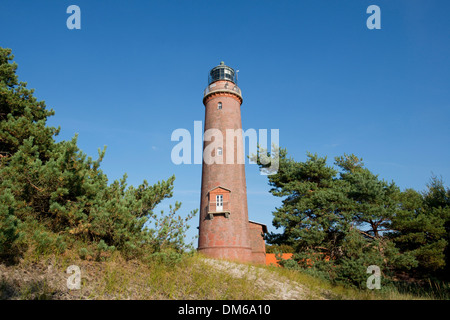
(0, 47, 197, 266)
(253, 147, 449, 297)
(0, 46, 448, 300)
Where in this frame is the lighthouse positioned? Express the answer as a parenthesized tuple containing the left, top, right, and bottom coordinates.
(198, 62, 267, 264)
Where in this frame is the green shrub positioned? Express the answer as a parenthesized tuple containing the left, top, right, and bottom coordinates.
(78, 247, 90, 260)
(32, 230, 66, 257)
(266, 244, 294, 253)
(0, 47, 197, 263)
(147, 249, 184, 268)
(0, 190, 24, 261)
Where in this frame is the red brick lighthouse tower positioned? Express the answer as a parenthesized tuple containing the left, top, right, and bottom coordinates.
(198, 62, 267, 263)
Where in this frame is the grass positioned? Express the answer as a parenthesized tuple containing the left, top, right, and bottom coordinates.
(83, 253, 270, 299)
(260, 263, 449, 300)
(1, 248, 448, 300)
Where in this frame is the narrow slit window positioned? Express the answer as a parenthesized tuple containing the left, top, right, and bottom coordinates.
(218, 102, 222, 110)
(217, 147, 223, 156)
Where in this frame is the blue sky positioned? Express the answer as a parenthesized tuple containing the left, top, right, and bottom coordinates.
(1, 0, 449, 247)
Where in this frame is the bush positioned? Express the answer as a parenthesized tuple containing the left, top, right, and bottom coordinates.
(146, 249, 185, 268)
(0, 47, 197, 263)
(265, 244, 294, 254)
(78, 247, 90, 260)
(95, 240, 116, 261)
(32, 230, 66, 257)
(0, 191, 24, 261)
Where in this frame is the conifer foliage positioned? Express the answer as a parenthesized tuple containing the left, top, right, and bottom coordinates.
(255, 148, 449, 287)
(0, 47, 196, 262)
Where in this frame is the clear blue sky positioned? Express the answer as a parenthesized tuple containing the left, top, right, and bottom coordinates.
(1, 0, 449, 247)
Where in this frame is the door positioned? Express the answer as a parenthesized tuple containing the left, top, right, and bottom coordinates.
(216, 194, 223, 212)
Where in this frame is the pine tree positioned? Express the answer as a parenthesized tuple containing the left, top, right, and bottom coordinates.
(389, 188, 447, 275)
(0, 48, 58, 159)
(0, 189, 23, 261)
(254, 148, 427, 287)
(422, 176, 450, 278)
(0, 47, 197, 261)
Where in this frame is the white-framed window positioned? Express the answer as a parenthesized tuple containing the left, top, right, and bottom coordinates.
(218, 102, 222, 110)
(217, 147, 222, 156)
(216, 194, 223, 212)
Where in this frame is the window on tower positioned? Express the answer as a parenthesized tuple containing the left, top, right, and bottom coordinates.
(218, 102, 222, 110)
(206, 186, 231, 219)
(217, 147, 223, 156)
(216, 195, 223, 212)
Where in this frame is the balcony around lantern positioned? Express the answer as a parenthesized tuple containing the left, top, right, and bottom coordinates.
(206, 201, 230, 219)
(203, 81, 242, 100)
